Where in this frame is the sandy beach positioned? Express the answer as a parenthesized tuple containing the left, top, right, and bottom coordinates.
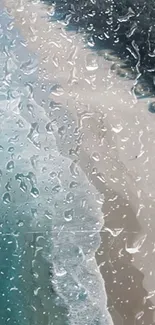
(2, 0, 155, 324)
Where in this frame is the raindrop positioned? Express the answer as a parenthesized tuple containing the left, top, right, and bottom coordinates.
(20, 58, 38, 75)
(52, 185, 61, 193)
(6, 160, 14, 172)
(44, 210, 53, 220)
(58, 126, 66, 138)
(54, 266, 67, 277)
(85, 53, 98, 71)
(0, 145, 4, 151)
(8, 147, 14, 153)
(46, 121, 54, 134)
(64, 208, 74, 222)
(149, 102, 155, 113)
(2, 192, 11, 204)
(30, 187, 39, 198)
(69, 161, 79, 177)
(96, 172, 106, 183)
(125, 234, 147, 254)
(70, 181, 78, 188)
(104, 227, 123, 237)
(27, 103, 35, 117)
(50, 171, 57, 178)
(6, 57, 17, 74)
(5, 181, 11, 191)
(17, 221, 24, 227)
(112, 125, 123, 134)
(27, 123, 40, 149)
(50, 84, 64, 96)
(65, 192, 74, 203)
(20, 181, 27, 193)
(92, 152, 100, 162)
(118, 7, 135, 22)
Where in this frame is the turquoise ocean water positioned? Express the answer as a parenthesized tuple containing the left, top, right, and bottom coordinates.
(0, 6, 112, 325)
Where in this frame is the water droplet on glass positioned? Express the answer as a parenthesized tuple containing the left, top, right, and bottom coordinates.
(64, 208, 74, 222)
(27, 123, 40, 149)
(44, 210, 53, 220)
(50, 84, 64, 96)
(30, 187, 39, 198)
(2, 192, 11, 204)
(85, 53, 98, 71)
(92, 152, 100, 162)
(5, 181, 11, 191)
(8, 146, 14, 153)
(52, 185, 61, 193)
(17, 220, 24, 227)
(125, 234, 147, 254)
(66, 192, 74, 203)
(54, 265, 67, 277)
(20, 58, 38, 75)
(46, 121, 54, 134)
(70, 181, 78, 188)
(20, 181, 27, 193)
(69, 161, 79, 177)
(6, 160, 14, 172)
(149, 102, 155, 113)
(58, 126, 65, 138)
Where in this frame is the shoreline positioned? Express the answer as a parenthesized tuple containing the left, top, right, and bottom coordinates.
(3, 0, 155, 324)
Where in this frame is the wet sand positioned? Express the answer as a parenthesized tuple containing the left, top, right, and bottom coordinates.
(3, 0, 155, 324)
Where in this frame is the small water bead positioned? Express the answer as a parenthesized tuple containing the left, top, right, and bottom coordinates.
(8, 146, 14, 153)
(44, 210, 53, 220)
(6, 160, 14, 172)
(2, 192, 11, 204)
(50, 171, 57, 178)
(46, 121, 54, 134)
(58, 126, 66, 138)
(70, 181, 78, 189)
(17, 220, 24, 227)
(50, 84, 64, 97)
(92, 152, 100, 162)
(30, 186, 39, 198)
(20, 181, 27, 193)
(65, 192, 74, 203)
(5, 181, 11, 191)
(69, 161, 79, 177)
(64, 208, 74, 222)
(52, 185, 61, 193)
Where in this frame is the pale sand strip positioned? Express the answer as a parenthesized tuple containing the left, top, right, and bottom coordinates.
(3, 0, 155, 323)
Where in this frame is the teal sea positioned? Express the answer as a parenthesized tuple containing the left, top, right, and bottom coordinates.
(0, 6, 112, 325)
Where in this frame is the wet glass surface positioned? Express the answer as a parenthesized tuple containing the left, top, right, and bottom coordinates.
(1, 0, 155, 324)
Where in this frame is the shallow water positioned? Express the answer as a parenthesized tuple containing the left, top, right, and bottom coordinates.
(0, 6, 113, 325)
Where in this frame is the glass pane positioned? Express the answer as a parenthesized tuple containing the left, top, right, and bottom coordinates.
(1, 0, 155, 324)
